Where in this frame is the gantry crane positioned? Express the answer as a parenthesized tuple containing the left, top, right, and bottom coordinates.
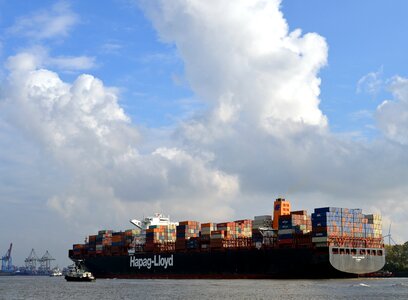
(25, 248, 39, 273)
(38, 250, 55, 273)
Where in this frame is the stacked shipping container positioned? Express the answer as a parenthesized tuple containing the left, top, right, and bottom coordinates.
(277, 210, 312, 247)
(365, 214, 382, 238)
(210, 220, 252, 249)
(175, 221, 200, 250)
(145, 224, 177, 251)
(210, 222, 233, 249)
(252, 215, 272, 230)
(365, 214, 383, 248)
(311, 208, 383, 248)
(201, 223, 216, 250)
(96, 230, 112, 255)
(71, 228, 145, 258)
(252, 215, 274, 245)
(234, 220, 253, 238)
(70, 199, 384, 258)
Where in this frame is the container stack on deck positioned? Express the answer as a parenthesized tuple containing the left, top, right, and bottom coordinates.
(234, 219, 253, 238)
(210, 222, 233, 249)
(252, 215, 274, 245)
(252, 215, 272, 230)
(277, 210, 312, 247)
(70, 228, 144, 258)
(88, 235, 96, 256)
(364, 214, 381, 238)
(72, 244, 85, 257)
(96, 230, 112, 255)
(145, 224, 177, 252)
(111, 232, 126, 254)
(125, 228, 143, 246)
(311, 208, 383, 248)
(69, 199, 384, 260)
(107, 229, 145, 255)
(201, 223, 216, 250)
(365, 214, 382, 247)
(210, 220, 253, 249)
(216, 222, 236, 238)
(175, 221, 200, 250)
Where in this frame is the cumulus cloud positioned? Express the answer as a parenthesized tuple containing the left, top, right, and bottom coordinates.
(140, 0, 332, 185)
(376, 76, 408, 145)
(141, 0, 328, 135)
(7, 1, 78, 40)
(0, 51, 239, 228)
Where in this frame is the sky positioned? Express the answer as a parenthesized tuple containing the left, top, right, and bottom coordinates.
(1, 0, 408, 267)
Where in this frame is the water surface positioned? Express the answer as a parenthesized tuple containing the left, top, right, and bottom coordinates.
(1, 276, 407, 299)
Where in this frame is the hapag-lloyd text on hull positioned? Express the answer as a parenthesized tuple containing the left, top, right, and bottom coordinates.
(129, 254, 174, 269)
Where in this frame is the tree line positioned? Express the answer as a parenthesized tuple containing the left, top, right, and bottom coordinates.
(383, 242, 408, 275)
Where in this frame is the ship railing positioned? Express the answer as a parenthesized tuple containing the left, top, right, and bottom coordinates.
(317, 236, 384, 249)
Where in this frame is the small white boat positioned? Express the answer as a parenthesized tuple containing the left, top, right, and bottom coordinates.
(50, 267, 63, 277)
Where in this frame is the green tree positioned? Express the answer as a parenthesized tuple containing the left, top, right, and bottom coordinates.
(383, 242, 408, 272)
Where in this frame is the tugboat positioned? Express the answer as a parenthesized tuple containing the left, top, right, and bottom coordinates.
(64, 262, 95, 282)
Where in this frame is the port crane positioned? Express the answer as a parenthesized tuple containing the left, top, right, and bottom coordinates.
(1, 243, 13, 272)
(38, 250, 55, 273)
(25, 248, 39, 273)
(23, 249, 56, 274)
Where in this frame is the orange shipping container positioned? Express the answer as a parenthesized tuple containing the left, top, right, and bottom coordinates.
(179, 221, 200, 227)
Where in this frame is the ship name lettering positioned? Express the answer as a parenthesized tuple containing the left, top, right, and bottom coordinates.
(130, 255, 174, 269)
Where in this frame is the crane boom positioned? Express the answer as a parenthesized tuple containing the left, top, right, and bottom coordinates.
(6, 243, 12, 259)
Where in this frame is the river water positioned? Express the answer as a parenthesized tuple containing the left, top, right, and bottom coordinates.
(1, 276, 407, 299)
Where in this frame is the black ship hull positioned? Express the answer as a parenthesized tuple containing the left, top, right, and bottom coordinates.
(65, 275, 95, 282)
(78, 247, 385, 279)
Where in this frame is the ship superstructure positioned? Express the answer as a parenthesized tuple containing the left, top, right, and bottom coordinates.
(130, 213, 178, 230)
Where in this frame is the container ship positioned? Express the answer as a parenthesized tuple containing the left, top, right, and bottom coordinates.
(68, 198, 385, 279)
